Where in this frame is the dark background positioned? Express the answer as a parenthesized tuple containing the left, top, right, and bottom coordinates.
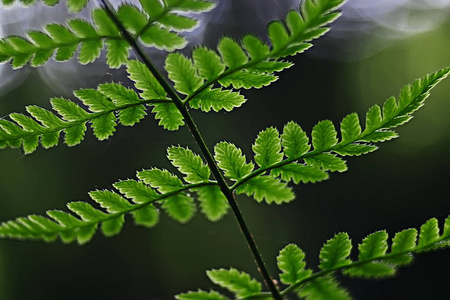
(0, 0, 449, 299)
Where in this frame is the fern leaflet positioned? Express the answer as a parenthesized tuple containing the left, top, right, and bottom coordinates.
(0, 0, 214, 68)
(181, 0, 345, 108)
(0, 146, 231, 243)
(177, 216, 450, 299)
(227, 67, 450, 205)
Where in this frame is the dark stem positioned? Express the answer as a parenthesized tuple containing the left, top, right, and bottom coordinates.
(99, 1, 282, 298)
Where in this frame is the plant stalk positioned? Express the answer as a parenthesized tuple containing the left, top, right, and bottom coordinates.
(99, 1, 282, 298)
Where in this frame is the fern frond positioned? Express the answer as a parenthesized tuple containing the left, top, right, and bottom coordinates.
(228, 67, 449, 203)
(0, 1, 214, 68)
(0, 10, 126, 68)
(179, 216, 450, 299)
(0, 80, 171, 153)
(0, 0, 88, 13)
(0, 142, 226, 243)
(182, 0, 345, 109)
(0, 180, 203, 244)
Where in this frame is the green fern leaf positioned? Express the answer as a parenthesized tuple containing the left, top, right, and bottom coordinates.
(67, 19, 99, 38)
(189, 88, 246, 112)
(242, 35, 269, 60)
(268, 21, 290, 52)
(206, 268, 261, 298)
(193, 47, 225, 81)
(98, 83, 146, 126)
(78, 40, 103, 64)
(271, 163, 328, 184)
(89, 190, 134, 214)
(140, 26, 187, 51)
(74, 89, 115, 112)
(101, 215, 125, 237)
(64, 122, 86, 146)
(340, 113, 361, 144)
(76, 224, 97, 245)
(218, 71, 277, 89)
(386, 228, 417, 265)
(312, 120, 338, 151)
(105, 40, 130, 69)
(67, 202, 107, 222)
(272, 0, 345, 58)
(418, 218, 440, 250)
(333, 144, 378, 156)
(21, 135, 40, 153)
(26, 106, 66, 128)
(166, 53, 203, 96)
(344, 262, 396, 279)
(218, 37, 248, 69)
(319, 232, 352, 270)
(181, 0, 346, 104)
(92, 8, 120, 36)
(8, 0, 89, 12)
(138, 0, 214, 51)
(236, 175, 295, 205)
(50, 97, 91, 122)
(253, 127, 283, 168)
(162, 193, 196, 223)
(167, 146, 210, 183)
(281, 121, 310, 159)
(97, 83, 140, 107)
(117, 5, 148, 34)
(304, 153, 347, 172)
(6, 81, 171, 152)
(45, 24, 78, 44)
(277, 244, 311, 285)
(91, 112, 117, 140)
(344, 231, 396, 278)
(137, 168, 184, 193)
(113, 179, 159, 204)
(0, 166, 211, 243)
(140, 0, 164, 17)
(247, 61, 293, 73)
(214, 142, 254, 181)
(0, 7, 140, 68)
(363, 105, 383, 134)
(443, 216, 450, 239)
(298, 276, 352, 300)
(131, 205, 160, 228)
(195, 185, 228, 222)
(158, 14, 199, 31)
(127, 60, 167, 99)
(151, 102, 185, 130)
(176, 290, 228, 300)
(67, 0, 88, 12)
(358, 231, 389, 260)
(358, 131, 398, 143)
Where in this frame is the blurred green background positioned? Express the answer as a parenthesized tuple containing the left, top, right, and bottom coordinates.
(0, 1, 449, 299)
